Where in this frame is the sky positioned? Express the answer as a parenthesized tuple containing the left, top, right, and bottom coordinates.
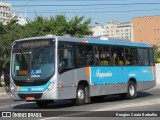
(1, 0, 160, 25)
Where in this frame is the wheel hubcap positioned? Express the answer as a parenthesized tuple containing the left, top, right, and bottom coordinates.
(78, 90, 84, 100)
(129, 85, 135, 96)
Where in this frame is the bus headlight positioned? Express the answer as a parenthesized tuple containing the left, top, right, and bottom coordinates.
(10, 84, 16, 91)
(47, 82, 54, 91)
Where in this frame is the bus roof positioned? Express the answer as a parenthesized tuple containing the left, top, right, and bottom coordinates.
(14, 35, 153, 48)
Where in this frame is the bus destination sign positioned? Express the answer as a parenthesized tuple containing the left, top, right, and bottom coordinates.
(21, 41, 49, 48)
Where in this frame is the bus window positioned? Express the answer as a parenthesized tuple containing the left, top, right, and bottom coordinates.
(111, 47, 124, 66)
(137, 48, 149, 66)
(58, 49, 74, 68)
(76, 44, 94, 66)
(125, 48, 138, 65)
(94, 46, 100, 66)
(149, 48, 154, 66)
(99, 46, 110, 66)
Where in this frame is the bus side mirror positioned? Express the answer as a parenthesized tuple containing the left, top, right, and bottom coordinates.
(63, 49, 68, 59)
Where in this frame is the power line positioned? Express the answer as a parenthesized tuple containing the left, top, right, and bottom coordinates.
(12, 2, 160, 7)
(16, 4, 156, 12)
(13, 8, 160, 13)
(1, 0, 128, 2)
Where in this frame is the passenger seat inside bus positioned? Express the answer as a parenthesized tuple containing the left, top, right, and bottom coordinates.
(101, 60, 109, 66)
(118, 60, 123, 65)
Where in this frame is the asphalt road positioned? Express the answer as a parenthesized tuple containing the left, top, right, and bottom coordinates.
(0, 86, 160, 120)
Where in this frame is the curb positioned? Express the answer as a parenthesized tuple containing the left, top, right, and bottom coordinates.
(0, 93, 10, 99)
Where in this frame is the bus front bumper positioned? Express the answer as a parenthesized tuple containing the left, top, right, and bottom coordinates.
(10, 88, 58, 101)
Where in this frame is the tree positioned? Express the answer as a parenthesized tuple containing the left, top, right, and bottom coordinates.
(0, 17, 22, 86)
(66, 16, 93, 37)
(24, 15, 92, 37)
(154, 45, 160, 63)
(0, 15, 93, 87)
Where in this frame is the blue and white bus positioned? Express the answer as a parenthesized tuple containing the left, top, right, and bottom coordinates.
(10, 35, 155, 107)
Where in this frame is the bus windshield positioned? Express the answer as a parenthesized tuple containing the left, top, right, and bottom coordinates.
(11, 47, 55, 81)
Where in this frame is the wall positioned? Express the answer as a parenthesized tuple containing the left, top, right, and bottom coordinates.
(132, 16, 160, 46)
(155, 63, 160, 86)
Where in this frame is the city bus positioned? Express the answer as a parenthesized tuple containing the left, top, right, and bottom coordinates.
(10, 35, 155, 107)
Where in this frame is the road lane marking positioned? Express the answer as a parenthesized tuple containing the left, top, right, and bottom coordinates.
(96, 97, 160, 111)
(38, 111, 94, 120)
(96, 99, 160, 111)
(38, 97, 160, 120)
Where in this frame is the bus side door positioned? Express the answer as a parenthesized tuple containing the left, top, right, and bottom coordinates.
(58, 43, 76, 99)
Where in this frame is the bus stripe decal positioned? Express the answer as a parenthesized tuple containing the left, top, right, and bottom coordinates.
(86, 67, 90, 76)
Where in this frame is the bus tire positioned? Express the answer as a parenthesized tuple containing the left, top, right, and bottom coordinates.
(76, 85, 85, 105)
(36, 100, 48, 108)
(127, 81, 137, 99)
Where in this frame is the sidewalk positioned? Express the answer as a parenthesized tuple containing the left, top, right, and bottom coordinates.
(0, 86, 10, 99)
(0, 87, 7, 95)
(0, 86, 9, 96)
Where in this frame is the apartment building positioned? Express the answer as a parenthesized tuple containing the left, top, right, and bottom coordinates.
(0, 1, 12, 24)
(105, 21, 133, 41)
(132, 15, 160, 47)
(91, 21, 133, 41)
(91, 25, 106, 36)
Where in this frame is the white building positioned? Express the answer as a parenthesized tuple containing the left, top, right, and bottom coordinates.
(0, 2, 12, 24)
(12, 11, 27, 25)
(106, 21, 133, 41)
(0, 2, 27, 25)
(91, 25, 106, 36)
(92, 21, 133, 41)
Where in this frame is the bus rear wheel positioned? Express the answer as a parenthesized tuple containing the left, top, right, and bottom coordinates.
(36, 100, 48, 108)
(127, 81, 137, 99)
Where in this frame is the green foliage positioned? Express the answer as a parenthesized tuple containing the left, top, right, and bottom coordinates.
(21, 15, 92, 38)
(0, 15, 93, 86)
(154, 45, 160, 62)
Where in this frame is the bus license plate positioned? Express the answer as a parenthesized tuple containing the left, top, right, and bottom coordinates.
(26, 97, 35, 101)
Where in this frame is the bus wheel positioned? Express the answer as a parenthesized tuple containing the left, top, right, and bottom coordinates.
(76, 85, 85, 105)
(127, 81, 137, 99)
(36, 101, 48, 108)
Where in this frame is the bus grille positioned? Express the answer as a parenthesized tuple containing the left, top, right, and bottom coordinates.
(14, 81, 47, 86)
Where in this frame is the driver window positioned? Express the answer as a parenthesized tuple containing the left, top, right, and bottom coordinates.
(58, 45, 74, 68)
